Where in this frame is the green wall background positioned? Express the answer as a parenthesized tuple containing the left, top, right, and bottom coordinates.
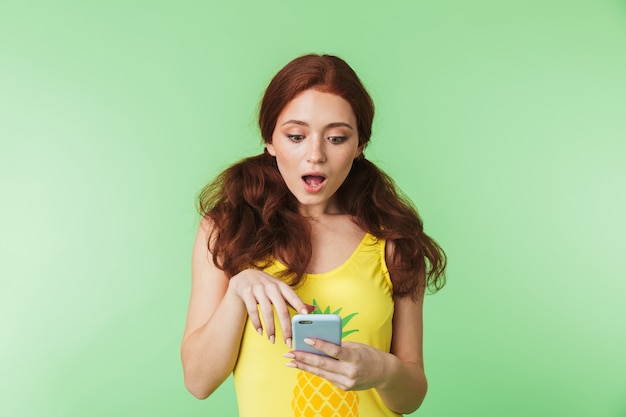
(1, 1, 625, 416)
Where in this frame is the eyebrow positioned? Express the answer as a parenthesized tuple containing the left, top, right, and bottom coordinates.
(281, 120, 354, 130)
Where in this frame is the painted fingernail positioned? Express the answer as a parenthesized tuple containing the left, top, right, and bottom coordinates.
(269, 335, 275, 344)
(303, 338, 315, 346)
(283, 353, 295, 359)
(257, 328, 263, 336)
(285, 362, 297, 368)
(285, 338, 292, 348)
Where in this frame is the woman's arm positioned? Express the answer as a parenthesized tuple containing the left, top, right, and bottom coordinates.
(377, 294, 428, 412)
(181, 219, 247, 399)
(181, 219, 313, 399)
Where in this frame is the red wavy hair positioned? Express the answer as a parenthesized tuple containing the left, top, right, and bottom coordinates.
(199, 54, 445, 298)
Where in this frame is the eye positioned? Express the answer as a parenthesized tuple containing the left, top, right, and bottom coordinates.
(287, 134, 304, 142)
(328, 136, 347, 144)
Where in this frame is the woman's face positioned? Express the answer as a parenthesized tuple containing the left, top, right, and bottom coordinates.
(267, 89, 362, 215)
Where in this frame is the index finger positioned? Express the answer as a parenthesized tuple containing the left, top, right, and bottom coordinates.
(282, 287, 313, 315)
(275, 284, 313, 343)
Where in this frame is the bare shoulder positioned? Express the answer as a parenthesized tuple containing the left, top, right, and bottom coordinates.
(385, 238, 396, 261)
(387, 238, 425, 367)
(192, 217, 220, 274)
(184, 218, 230, 342)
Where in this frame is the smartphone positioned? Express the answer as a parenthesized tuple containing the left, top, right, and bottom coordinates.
(292, 314, 342, 356)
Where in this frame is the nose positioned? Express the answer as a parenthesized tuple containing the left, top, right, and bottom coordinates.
(306, 136, 326, 163)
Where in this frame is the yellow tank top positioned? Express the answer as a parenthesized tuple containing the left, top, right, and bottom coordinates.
(233, 233, 400, 417)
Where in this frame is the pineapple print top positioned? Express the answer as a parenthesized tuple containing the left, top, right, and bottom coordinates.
(233, 233, 401, 417)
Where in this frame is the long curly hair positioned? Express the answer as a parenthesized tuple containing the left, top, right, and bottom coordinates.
(199, 54, 446, 298)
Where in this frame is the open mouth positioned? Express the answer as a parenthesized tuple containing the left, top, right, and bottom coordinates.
(302, 175, 326, 188)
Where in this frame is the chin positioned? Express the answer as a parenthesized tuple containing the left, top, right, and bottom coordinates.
(296, 197, 324, 207)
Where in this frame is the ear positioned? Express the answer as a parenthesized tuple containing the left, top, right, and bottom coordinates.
(266, 142, 276, 156)
(354, 144, 363, 159)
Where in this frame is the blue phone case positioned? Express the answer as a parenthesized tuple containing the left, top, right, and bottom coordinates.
(292, 314, 342, 356)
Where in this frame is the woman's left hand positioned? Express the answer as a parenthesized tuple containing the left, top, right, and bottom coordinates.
(284, 339, 392, 391)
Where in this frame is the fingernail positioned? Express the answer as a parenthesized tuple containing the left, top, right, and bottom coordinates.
(285, 362, 297, 368)
(300, 308, 309, 314)
(285, 338, 292, 348)
(283, 353, 295, 359)
(257, 328, 263, 336)
(269, 335, 275, 344)
(303, 338, 315, 346)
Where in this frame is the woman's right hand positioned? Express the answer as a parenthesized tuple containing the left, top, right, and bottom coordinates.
(227, 269, 315, 347)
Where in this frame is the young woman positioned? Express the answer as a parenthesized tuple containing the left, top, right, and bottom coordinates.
(181, 54, 446, 417)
